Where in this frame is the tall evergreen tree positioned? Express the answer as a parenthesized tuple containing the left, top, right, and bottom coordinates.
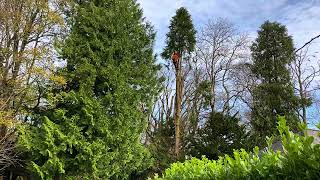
(161, 7, 196, 158)
(161, 7, 196, 59)
(250, 21, 299, 144)
(18, 0, 160, 179)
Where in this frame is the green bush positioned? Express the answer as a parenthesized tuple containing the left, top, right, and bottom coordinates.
(184, 112, 248, 160)
(152, 116, 320, 180)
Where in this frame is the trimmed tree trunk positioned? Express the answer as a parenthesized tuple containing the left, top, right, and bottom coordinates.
(174, 59, 184, 159)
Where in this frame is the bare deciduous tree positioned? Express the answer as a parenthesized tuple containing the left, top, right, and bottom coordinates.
(0, 130, 19, 172)
(196, 18, 249, 115)
(290, 46, 320, 124)
(0, 0, 66, 172)
(0, 0, 66, 113)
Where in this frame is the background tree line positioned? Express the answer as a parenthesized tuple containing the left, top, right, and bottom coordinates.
(145, 7, 320, 177)
(0, 0, 319, 179)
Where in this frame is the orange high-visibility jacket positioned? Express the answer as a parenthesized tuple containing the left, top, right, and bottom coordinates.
(171, 52, 180, 63)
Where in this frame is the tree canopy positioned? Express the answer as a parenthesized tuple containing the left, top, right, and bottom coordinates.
(251, 21, 299, 144)
(161, 7, 196, 59)
(18, 0, 160, 179)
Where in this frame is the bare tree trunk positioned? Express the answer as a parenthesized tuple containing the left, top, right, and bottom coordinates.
(298, 78, 307, 124)
(210, 79, 216, 112)
(174, 58, 184, 159)
(0, 126, 7, 140)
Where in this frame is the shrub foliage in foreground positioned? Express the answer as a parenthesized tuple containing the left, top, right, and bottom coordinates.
(153, 117, 320, 180)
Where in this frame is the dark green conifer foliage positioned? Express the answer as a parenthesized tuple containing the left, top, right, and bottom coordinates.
(18, 0, 160, 179)
(184, 112, 247, 160)
(161, 7, 196, 58)
(250, 21, 299, 144)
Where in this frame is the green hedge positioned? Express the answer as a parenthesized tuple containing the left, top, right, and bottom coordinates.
(152, 117, 320, 180)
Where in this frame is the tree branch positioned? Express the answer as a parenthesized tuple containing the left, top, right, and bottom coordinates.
(295, 34, 320, 53)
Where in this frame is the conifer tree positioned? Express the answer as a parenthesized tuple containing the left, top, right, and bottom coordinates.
(18, 0, 160, 179)
(184, 112, 247, 160)
(250, 21, 299, 144)
(161, 7, 196, 159)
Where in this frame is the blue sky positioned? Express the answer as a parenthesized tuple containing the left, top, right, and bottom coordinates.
(138, 0, 320, 54)
(137, 0, 320, 128)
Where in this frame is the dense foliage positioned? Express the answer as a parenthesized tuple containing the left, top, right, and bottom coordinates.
(153, 117, 320, 180)
(161, 7, 196, 59)
(184, 112, 248, 160)
(251, 21, 299, 144)
(148, 117, 176, 173)
(1, 1, 319, 179)
(18, 0, 160, 179)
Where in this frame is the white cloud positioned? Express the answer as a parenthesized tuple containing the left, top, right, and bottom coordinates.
(280, 1, 320, 47)
(137, 0, 183, 54)
(137, 0, 320, 127)
(138, 0, 320, 53)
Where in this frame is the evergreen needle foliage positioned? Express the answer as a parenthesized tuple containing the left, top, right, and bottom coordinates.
(18, 0, 160, 179)
(250, 21, 299, 145)
(184, 112, 248, 160)
(161, 7, 196, 59)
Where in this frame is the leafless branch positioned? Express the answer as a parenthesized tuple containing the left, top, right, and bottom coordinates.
(295, 34, 320, 53)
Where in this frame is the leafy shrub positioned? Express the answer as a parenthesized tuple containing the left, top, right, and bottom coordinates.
(152, 116, 320, 180)
(184, 112, 248, 160)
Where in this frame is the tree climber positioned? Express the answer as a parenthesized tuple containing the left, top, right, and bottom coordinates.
(171, 51, 180, 70)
